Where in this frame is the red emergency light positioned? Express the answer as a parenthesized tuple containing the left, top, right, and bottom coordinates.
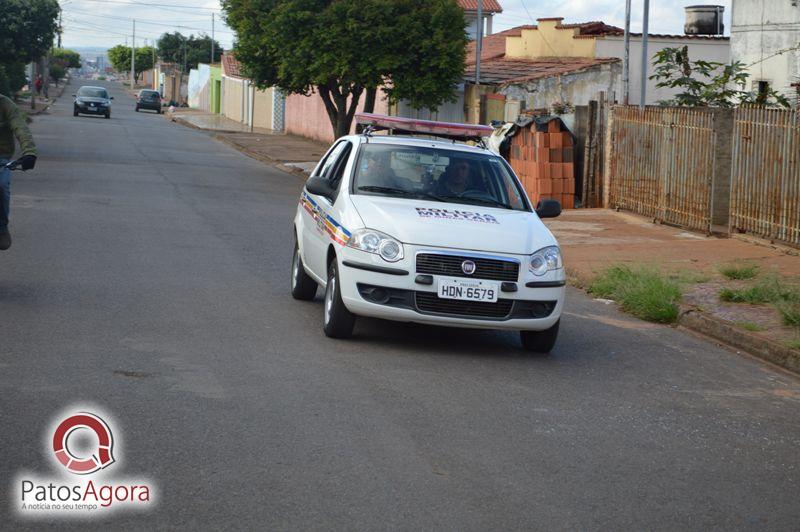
(355, 112, 493, 141)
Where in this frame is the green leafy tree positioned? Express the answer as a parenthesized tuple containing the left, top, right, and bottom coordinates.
(650, 46, 790, 108)
(0, 0, 59, 65)
(156, 32, 222, 73)
(107, 45, 156, 82)
(51, 48, 82, 69)
(222, 0, 468, 138)
(49, 63, 66, 84)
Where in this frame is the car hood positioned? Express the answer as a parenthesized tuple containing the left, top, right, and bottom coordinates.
(76, 97, 109, 104)
(348, 195, 557, 255)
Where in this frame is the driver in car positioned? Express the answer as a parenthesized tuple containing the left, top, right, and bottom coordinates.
(437, 159, 472, 196)
(363, 151, 403, 189)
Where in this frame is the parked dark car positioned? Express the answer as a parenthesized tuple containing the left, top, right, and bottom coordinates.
(136, 90, 162, 114)
(73, 86, 113, 118)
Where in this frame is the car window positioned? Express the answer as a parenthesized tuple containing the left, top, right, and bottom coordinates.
(328, 142, 353, 192)
(77, 87, 108, 98)
(315, 141, 349, 179)
(352, 143, 529, 211)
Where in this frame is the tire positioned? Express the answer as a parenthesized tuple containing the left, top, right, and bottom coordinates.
(135, 106, 139, 112)
(73, 107, 79, 116)
(105, 112, 110, 119)
(323, 260, 355, 339)
(520, 319, 560, 355)
(290, 242, 317, 301)
(157, 108, 162, 114)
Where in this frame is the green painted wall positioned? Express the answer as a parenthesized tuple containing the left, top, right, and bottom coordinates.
(209, 65, 222, 114)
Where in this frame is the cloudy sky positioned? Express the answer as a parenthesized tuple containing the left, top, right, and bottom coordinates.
(61, 0, 732, 51)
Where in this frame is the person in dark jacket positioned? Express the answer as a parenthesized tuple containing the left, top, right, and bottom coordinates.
(0, 94, 37, 250)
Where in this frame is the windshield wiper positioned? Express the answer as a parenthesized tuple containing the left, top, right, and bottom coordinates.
(357, 186, 416, 197)
(430, 194, 514, 210)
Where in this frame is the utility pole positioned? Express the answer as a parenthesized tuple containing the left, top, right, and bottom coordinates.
(57, 6, 63, 48)
(152, 39, 156, 89)
(622, 0, 631, 105)
(131, 19, 136, 90)
(475, 0, 483, 85)
(639, 0, 650, 109)
(211, 13, 215, 62)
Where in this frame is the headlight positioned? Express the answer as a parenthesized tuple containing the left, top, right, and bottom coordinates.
(529, 246, 562, 276)
(348, 229, 404, 262)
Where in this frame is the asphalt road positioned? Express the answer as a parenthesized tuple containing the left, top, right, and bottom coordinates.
(2, 80, 799, 531)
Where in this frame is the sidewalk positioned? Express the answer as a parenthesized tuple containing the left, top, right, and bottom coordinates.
(168, 109, 327, 176)
(546, 209, 800, 373)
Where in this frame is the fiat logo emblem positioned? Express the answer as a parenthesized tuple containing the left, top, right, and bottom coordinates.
(461, 260, 476, 275)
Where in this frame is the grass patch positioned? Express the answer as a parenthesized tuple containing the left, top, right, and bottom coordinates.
(588, 265, 681, 323)
(718, 276, 796, 304)
(786, 339, 800, 350)
(776, 301, 800, 328)
(736, 321, 763, 332)
(719, 263, 759, 280)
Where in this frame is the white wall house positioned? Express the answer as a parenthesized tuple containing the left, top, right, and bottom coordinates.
(595, 34, 730, 105)
(459, 0, 502, 40)
(730, 0, 800, 101)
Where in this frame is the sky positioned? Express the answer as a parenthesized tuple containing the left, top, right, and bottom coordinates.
(61, 0, 733, 51)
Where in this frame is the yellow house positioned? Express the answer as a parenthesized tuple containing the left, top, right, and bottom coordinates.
(504, 18, 600, 59)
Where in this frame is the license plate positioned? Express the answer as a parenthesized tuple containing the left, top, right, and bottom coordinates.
(437, 277, 499, 303)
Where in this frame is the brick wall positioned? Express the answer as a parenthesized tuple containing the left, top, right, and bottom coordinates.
(508, 119, 576, 209)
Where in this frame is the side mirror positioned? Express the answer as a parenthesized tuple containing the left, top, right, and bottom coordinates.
(71, 94, 76, 97)
(110, 96, 114, 100)
(305, 176, 335, 200)
(536, 198, 561, 218)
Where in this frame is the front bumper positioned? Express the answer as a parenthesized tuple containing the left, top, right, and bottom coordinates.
(336, 245, 565, 331)
(76, 104, 108, 114)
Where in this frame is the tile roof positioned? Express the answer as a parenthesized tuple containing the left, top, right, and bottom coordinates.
(221, 53, 243, 79)
(464, 57, 619, 85)
(458, 0, 503, 13)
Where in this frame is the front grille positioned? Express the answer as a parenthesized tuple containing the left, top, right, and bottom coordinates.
(416, 253, 519, 282)
(415, 292, 513, 319)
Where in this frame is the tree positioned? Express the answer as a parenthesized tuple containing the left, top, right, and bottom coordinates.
(156, 32, 222, 73)
(0, 0, 59, 65)
(51, 48, 82, 69)
(650, 46, 790, 108)
(107, 45, 156, 82)
(0, 0, 59, 96)
(222, 0, 468, 138)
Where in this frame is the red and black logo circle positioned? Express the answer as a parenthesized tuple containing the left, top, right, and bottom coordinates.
(52, 412, 115, 475)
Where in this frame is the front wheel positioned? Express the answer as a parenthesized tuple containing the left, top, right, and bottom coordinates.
(520, 319, 560, 355)
(291, 242, 317, 300)
(73, 107, 79, 116)
(323, 261, 355, 338)
(105, 112, 110, 119)
(135, 106, 139, 112)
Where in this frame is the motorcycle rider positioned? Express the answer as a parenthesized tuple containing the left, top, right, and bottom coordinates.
(0, 93, 37, 250)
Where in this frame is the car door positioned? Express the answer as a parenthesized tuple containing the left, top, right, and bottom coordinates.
(302, 140, 352, 279)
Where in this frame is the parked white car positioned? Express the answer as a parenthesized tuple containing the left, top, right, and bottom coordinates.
(291, 115, 565, 353)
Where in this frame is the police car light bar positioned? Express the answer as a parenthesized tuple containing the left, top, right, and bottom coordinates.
(355, 112, 494, 141)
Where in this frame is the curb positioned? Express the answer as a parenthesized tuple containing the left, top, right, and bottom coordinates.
(678, 310, 800, 374)
(213, 134, 310, 179)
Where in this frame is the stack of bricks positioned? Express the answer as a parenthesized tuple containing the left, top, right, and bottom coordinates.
(507, 119, 576, 209)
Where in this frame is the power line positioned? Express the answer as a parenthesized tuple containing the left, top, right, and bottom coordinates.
(71, 0, 221, 11)
(63, 9, 236, 34)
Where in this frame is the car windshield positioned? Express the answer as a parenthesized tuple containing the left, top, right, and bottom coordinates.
(77, 87, 108, 98)
(352, 143, 529, 211)
(141, 91, 159, 98)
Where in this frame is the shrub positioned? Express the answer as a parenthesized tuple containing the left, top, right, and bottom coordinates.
(719, 263, 759, 280)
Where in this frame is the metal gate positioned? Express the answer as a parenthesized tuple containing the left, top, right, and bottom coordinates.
(609, 106, 715, 232)
(730, 107, 800, 247)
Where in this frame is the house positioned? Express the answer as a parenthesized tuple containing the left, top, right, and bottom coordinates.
(467, 16, 730, 114)
(154, 62, 187, 106)
(220, 53, 285, 132)
(459, 0, 503, 40)
(730, 0, 800, 102)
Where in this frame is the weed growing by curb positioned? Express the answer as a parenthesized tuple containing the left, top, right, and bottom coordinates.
(719, 263, 759, 280)
(588, 265, 681, 323)
(736, 321, 764, 331)
(718, 276, 794, 304)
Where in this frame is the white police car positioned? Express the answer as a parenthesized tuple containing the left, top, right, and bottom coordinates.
(292, 114, 565, 353)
